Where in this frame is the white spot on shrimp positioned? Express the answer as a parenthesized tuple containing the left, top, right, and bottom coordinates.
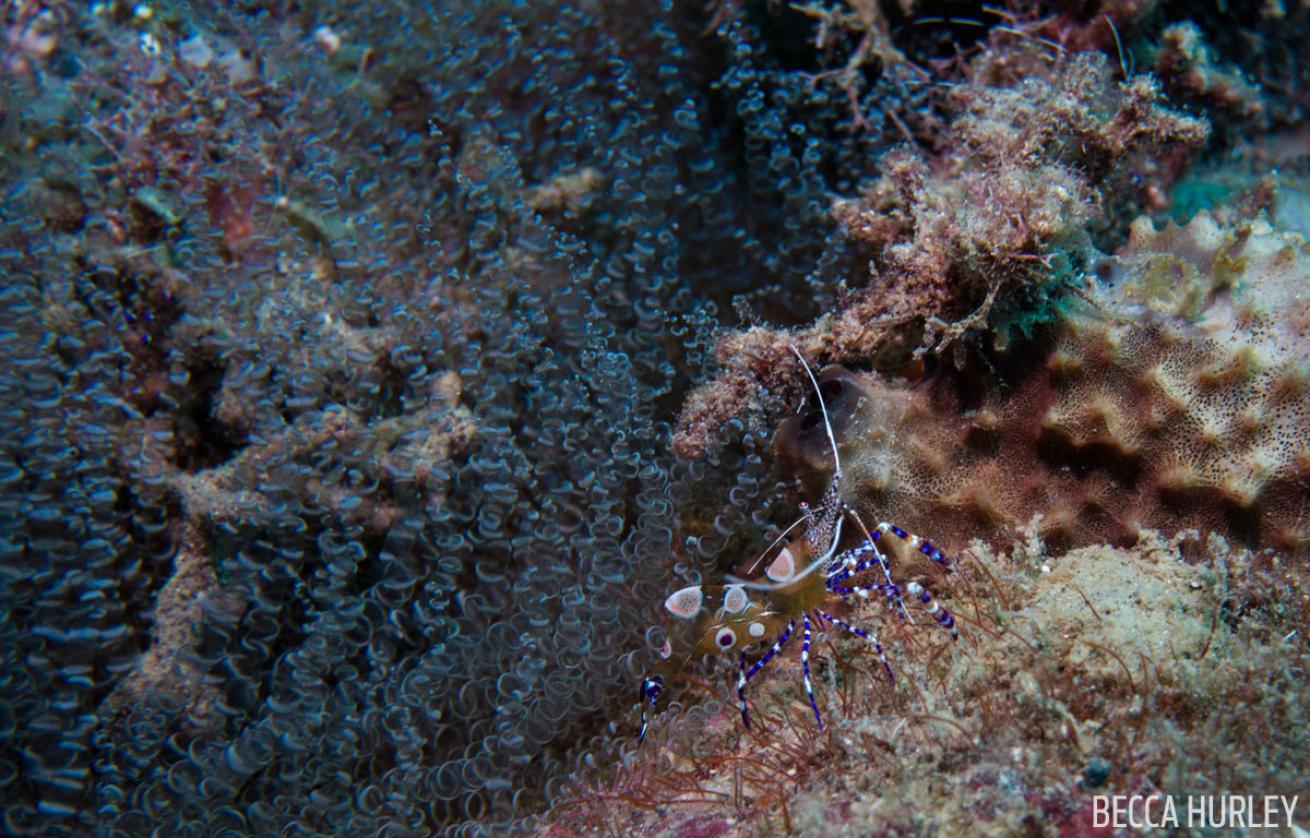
(766, 547, 796, 582)
(664, 585, 703, 619)
(715, 627, 737, 649)
(723, 584, 748, 614)
(748, 622, 765, 638)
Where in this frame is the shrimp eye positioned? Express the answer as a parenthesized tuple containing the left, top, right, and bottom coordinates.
(715, 628, 736, 649)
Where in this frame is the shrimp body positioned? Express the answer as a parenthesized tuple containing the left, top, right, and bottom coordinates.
(636, 348, 958, 741)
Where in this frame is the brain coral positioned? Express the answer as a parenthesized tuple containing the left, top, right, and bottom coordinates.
(776, 211, 1310, 559)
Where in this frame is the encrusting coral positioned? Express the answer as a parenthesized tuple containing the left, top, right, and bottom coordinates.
(771, 209, 1310, 560)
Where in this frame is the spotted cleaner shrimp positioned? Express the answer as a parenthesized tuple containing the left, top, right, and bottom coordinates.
(637, 347, 959, 742)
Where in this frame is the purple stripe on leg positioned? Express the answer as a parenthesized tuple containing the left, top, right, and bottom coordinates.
(737, 652, 751, 730)
(743, 620, 795, 682)
(735, 621, 796, 732)
(877, 521, 952, 567)
(801, 612, 823, 730)
(907, 581, 958, 639)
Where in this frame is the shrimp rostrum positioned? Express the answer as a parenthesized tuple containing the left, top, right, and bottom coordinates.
(637, 348, 958, 742)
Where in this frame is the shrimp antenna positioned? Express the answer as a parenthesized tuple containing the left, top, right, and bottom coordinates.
(788, 344, 841, 478)
(731, 345, 846, 592)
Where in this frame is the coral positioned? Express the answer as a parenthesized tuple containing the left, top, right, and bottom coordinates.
(0, 0, 809, 832)
(0, 0, 1305, 835)
(7, 0, 1052, 829)
(100, 522, 238, 730)
(674, 52, 1209, 458)
(1024, 0, 1161, 59)
(770, 210, 1310, 559)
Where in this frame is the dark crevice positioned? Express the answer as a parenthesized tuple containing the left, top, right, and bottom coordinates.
(172, 357, 247, 471)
